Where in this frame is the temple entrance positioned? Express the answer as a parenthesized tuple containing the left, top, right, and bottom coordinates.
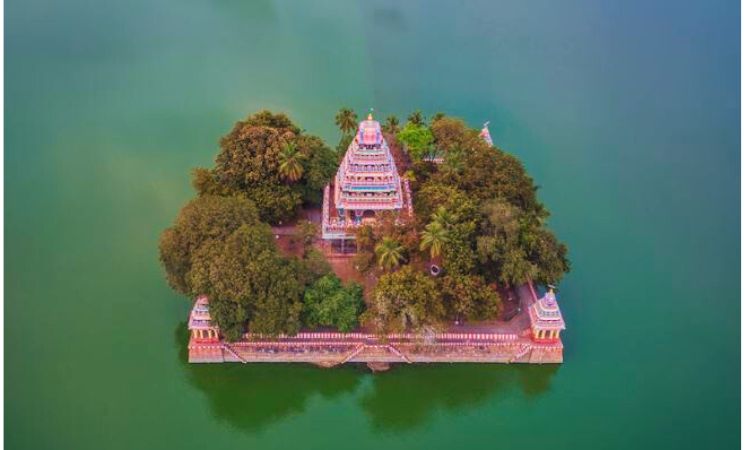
(330, 239, 357, 254)
(362, 210, 375, 218)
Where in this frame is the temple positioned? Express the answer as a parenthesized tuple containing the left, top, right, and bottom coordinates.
(529, 288, 565, 342)
(322, 112, 412, 240)
(480, 121, 494, 146)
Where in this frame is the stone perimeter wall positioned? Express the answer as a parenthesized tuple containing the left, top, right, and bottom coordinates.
(188, 338, 563, 366)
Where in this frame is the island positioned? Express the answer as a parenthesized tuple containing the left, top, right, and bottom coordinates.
(159, 109, 570, 370)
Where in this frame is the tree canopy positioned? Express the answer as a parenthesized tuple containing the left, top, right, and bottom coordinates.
(158, 195, 261, 295)
(193, 111, 337, 223)
(397, 123, 434, 162)
(410, 113, 570, 285)
(186, 224, 304, 339)
(365, 266, 445, 333)
(303, 274, 364, 332)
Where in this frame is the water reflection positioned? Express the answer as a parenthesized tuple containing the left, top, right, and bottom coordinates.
(360, 364, 558, 431)
(176, 324, 558, 433)
(176, 324, 364, 432)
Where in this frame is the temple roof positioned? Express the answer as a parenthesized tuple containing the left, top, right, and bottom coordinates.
(334, 111, 403, 211)
(188, 296, 218, 330)
(528, 289, 566, 330)
(358, 113, 383, 146)
(480, 122, 494, 146)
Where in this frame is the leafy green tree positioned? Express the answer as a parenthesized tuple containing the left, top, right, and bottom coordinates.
(187, 224, 303, 339)
(366, 266, 445, 333)
(207, 111, 336, 223)
(524, 227, 570, 285)
(442, 222, 477, 275)
(407, 110, 425, 126)
(303, 274, 364, 332)
(158, 195, 260, 295)
(278, 141, 305, 182)
(414, 183, 477, 226)
(335, 107, 358, 135)
(439, 275, 502, 322)
(397, 123, 434, 161)
(375, 237, 406, 271)
(476, 199, 535, 285)
(303, 138, 339, 203)
(430, 116, 471, 152)
(430, 205, 457, 228)
(419, 221, 449, 259)
(384, 115, 400, 134)
(244, 110, 300, 133)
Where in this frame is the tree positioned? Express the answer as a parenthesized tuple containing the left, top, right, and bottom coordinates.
(439, 275, 502, 322)
(158, 195, 261, 295)
(414, 183, 477, 226)
(407, 110, 425, 126)
(186, 224, 303, 339)
(442, 222, 477, 275)
(430, 116, 470, 152)
(303, 274, 364, 332)
(397, 123, 434, 161)
(208, 110, 335, 223)
(384, 115, 400, 134)
(524, 227, 570, 285)
(244, 110, 300, 133)
(476, 199, 536, 285)
(375, 237, 406, 271)
(365, 266, 445, 333)
(430, 111, 446, 123)
(278, 141, 305, 182)
(419, 221, 449, 259)
(335, 107, 358, 135)
(431, 205, 457, 229)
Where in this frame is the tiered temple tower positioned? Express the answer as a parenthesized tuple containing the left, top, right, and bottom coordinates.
(528, 288, 565, 342)
(323, 112, 407, 240)
(188, 296, 220, 342)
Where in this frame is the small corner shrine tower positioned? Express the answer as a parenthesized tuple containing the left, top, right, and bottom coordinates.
(480, 121, 494, 146)
(322, 111, 408, 240)
(528, 288, 565, 343)
(188, 296, 220, 342)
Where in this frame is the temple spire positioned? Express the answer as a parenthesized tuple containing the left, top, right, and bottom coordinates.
(480, 121, 494, 146)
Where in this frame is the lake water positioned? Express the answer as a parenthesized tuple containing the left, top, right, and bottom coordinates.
(6, 0, 740, 448)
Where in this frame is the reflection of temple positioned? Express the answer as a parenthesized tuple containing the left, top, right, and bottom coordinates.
(322, 113, 412, 240)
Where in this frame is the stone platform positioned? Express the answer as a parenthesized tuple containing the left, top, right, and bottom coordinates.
(187, 283, 565, 368)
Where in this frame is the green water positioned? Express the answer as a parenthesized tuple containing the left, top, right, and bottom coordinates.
(6, 0, 739, 448)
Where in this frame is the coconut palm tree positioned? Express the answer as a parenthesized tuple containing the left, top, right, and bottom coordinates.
(384, 115, 400, 134)
(431, 206, 457, 228)
(278, 142, 305, 182)
(375, 237, 406, 271)
(407, 110, 424, 126)
(335, 107, 358, 136)
(419, 221, 449, 259)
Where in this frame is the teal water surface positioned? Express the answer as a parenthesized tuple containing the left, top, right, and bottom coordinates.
(6, 0, 740, 449)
